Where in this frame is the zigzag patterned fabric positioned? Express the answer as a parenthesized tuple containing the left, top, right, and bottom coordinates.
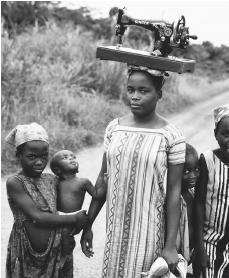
(102, 118, 185, 278)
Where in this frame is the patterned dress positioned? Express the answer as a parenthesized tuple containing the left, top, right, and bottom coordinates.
(102, 119, 185, 278)
(6, 173, 73, 278)
(202, 150, 229, 278)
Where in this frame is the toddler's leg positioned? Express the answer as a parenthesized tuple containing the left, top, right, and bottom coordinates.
(61, 227, 76, 256)
(59, 254, 73, 278)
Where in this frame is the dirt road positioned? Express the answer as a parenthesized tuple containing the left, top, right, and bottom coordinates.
(1, 90, 228, 277)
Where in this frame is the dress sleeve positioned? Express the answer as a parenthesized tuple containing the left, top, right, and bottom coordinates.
(167, 125, 186, 165)
(104, 119, 118, 152)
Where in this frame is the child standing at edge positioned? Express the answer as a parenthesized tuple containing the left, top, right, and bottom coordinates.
(193, 105, 229, 278)
(5, 123, 89, 278)
(177, 143, 200, 265)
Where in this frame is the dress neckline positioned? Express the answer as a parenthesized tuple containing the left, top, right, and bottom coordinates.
(116, 118, 171, 132)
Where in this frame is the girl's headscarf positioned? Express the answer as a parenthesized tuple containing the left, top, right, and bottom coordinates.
(214, 104, 229, 127)
(5, 122, 49, 148)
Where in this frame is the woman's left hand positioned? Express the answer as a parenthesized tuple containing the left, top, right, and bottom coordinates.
(161, 247, 179, 273)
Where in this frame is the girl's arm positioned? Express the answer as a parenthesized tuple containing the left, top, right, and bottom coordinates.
(192, 154, 209, 278)
(6, 177, 88, 228)
(162, 163, 183, 271)
(80, 152, 107, 257)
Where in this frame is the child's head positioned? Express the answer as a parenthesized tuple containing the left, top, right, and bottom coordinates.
(50, 150, 79, 178)
(182, 143, 199, 192)
(5, 122, 49, 178)
(214, 105, 229, 156)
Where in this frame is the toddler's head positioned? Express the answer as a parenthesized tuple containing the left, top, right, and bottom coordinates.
(214, 104, 229, 157)
(182, 143, 199, 192)
(50, 150, 79, 178)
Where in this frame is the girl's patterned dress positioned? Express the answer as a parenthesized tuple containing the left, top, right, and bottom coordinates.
(201, 150, 229, 278)
(102, 118, 185, 278)
(6, 173, 73, 278)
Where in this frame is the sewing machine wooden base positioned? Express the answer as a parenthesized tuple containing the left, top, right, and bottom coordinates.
(96, 46, 196, 73)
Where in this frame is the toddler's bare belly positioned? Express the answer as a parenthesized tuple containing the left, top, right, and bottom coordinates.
(58, 194, 84, 213)
(24, 221, 52, 252)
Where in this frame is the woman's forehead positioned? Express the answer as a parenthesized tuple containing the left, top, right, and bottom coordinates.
(128, 71, 155, 85)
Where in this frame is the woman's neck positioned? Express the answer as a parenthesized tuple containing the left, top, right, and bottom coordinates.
(133, 111, 157, 123)
(132, 112, 168, 129)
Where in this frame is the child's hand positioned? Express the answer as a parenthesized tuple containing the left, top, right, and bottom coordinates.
(80, 228, 94, 258)
(73, 210, 89, 234)
(192, 247, 210, 278)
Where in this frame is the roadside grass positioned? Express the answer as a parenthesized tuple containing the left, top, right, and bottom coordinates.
(2, 24, 229, 175)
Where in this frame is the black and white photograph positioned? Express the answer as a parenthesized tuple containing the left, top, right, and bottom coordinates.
(1, 1, 229, 277)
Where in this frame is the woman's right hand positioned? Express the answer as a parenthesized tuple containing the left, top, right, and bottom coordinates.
(192, 247, 210, 278)
(80, 228, 94, 258)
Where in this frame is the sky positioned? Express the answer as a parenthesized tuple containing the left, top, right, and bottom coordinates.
(61, 0, 229, 46)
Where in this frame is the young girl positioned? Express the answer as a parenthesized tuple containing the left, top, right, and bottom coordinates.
(193, 105, 229, 278)
(81, 65, 186, 278)
(5, 122, 89, 278)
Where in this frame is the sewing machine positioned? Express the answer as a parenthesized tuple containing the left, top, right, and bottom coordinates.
(96, 8, 198, 73)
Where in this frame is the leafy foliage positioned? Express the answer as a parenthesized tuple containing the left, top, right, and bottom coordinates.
(1, 2, 229, 174)
(2, 1, 228, 78)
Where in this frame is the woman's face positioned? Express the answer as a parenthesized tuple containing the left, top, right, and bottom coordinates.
(127, 72, 160, 118)
(18, 141, 49, 178)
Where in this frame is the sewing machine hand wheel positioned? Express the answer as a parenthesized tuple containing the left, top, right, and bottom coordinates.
(174, 15, 197, 48)
(174, 16, 186, 47)
(176, 15, 186, 34)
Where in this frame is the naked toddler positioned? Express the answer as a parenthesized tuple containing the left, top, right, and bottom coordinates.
(50, 149, 106, 254)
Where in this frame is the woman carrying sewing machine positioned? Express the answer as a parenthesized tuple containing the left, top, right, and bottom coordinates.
(80, 65, 185, 278)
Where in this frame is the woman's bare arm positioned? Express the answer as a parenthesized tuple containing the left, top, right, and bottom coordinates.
(84, 174, 107, 200)
(162, 163, 183, 270)
(86, 152, 107, 226)
(80, 152, 107, 257)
